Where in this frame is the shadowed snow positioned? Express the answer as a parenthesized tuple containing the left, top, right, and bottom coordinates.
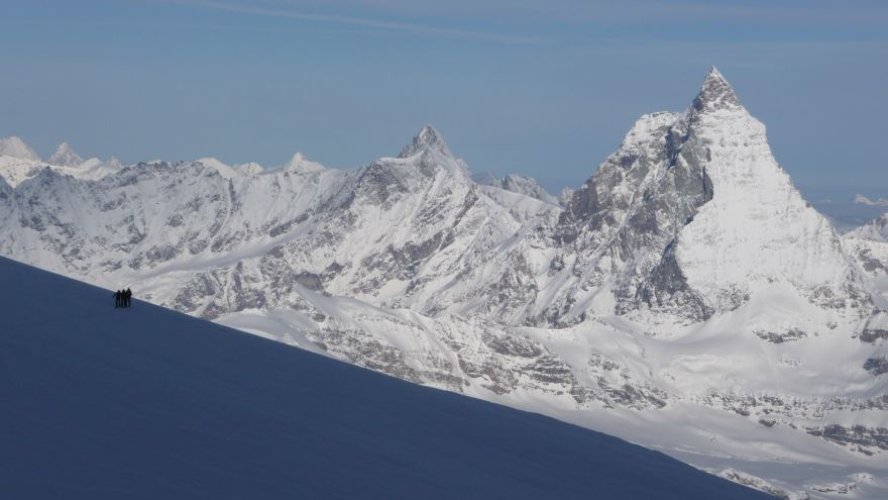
(0, 256, 768, 500)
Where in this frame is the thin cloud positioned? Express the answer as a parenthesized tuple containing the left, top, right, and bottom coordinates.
(171, 0, 548, 44)
(615, 1, 888, 25)
(259, 0, 888, 26)
(854, 194, 888, 207)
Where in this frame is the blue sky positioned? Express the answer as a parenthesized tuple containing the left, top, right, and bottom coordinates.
(2, 0, 887, 197)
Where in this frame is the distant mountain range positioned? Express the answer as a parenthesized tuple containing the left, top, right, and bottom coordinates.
(1, 67, 886, 498)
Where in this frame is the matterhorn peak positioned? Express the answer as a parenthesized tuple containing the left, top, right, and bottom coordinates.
(0, 136, 41, 162)
(692, 66, 742, 113)
(397, 125, 452, 159)
(49, 141, 84, 167)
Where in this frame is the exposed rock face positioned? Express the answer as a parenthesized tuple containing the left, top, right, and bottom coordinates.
(859, 312, 888, 342)
(541, 110, 716, 325)
(693, 67, 742, 112)
(806, 425, 888, 454)
(398, 124, 452, 159)
(530, 67, 870, 329)
(754, 328, 807, 344)
(864, 357, 888, 376)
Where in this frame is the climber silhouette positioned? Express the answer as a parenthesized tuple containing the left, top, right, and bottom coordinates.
(124, 288, 132, 308)
(114, 290, 122, 308)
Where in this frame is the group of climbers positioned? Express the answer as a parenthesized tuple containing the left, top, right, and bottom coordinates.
(114, 288, 133, 308)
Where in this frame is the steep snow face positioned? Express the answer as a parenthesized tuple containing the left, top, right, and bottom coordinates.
(673, 68, 867, 318)
(48, 142, 84, 166)
(534, 68, 871, 329)
(0, 136, 41, 162)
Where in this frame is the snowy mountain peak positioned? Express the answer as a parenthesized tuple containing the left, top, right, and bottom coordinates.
(847, 212, 888, 242)
(693, 66, 742, 113)
(0, 136, 41, 162)
(669, 66, 872, 319)
(284, 152, 325, 173)
(48, 141, 84, 167)
(397, 125, 452, 159)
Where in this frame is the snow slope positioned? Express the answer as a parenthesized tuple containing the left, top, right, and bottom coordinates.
(0, 256, 769, 500)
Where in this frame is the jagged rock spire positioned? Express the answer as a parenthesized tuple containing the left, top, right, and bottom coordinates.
(692, 66, 742, 113)
(397, 125, 452, 159)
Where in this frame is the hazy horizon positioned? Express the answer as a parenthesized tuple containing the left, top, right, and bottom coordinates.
(3, 0, 887, 207)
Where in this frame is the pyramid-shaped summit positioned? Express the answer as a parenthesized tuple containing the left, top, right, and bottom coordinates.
(49, 142, 84, 167)
(398, 125, 452, 158)
(552, 65, 872, 326)
(692, 66, 742, 113)
(670, 66, 872, 319)
(284, 152, 325, 173)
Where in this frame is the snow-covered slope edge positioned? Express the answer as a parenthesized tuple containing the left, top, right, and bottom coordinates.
(0, 255, 769, 500)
